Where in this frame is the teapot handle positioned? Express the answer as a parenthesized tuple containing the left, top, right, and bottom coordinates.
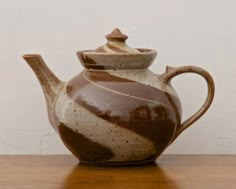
(160, 66, 215, 142)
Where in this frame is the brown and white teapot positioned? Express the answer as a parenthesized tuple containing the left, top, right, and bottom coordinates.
(23, 28, 215, 165)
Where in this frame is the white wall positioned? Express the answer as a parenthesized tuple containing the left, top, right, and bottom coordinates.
(0, 0, 235, 154)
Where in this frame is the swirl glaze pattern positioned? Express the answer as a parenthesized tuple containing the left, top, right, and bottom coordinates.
(53, 70, 182, 165)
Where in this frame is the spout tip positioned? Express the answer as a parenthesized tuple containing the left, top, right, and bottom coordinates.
(22, 54, 45, 67)
(22, 54, 42, 60)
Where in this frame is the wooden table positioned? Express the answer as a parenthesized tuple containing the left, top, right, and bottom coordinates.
(0, 155, 235, 189)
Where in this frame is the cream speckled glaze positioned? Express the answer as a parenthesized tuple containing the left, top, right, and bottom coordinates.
(22, 28, 215, 166)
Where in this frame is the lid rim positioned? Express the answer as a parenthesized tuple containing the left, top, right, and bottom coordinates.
(77, 49, 157, 70)
(77, 48, 157, 56)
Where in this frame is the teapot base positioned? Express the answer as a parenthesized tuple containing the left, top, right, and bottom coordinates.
(79, 158, 157, 166)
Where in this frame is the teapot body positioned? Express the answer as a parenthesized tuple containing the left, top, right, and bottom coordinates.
(52, 69, 182, 165)
(23, 28, 214, 166)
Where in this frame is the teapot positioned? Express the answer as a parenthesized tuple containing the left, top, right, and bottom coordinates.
(23, 28, 215, 166)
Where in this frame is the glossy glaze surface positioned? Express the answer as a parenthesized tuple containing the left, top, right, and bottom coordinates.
(52, 69, 181, 165)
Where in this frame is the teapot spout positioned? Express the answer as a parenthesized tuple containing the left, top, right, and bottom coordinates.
(23, 54, 64, 112)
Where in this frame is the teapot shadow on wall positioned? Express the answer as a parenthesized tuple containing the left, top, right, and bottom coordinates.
(61, 163, 179, 189)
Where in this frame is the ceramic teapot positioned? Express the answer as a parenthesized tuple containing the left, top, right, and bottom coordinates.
(23, 28, 215, 166)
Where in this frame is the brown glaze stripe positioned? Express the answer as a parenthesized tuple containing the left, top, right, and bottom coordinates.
(165, 92, 182, 144)
(77, 53, 105, 70)
(59, 123, 114, 162)
(84, 71, 181, 109)
(83, 73, 169, 105)
(66, 70, 180, 153)
(106, 43, 129, 53)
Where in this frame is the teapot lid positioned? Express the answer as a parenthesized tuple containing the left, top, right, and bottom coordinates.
(95, 28, 140, 53)
(77, 28, 157, 70)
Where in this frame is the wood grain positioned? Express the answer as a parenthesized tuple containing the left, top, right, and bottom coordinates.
(0, 155, 236, 189)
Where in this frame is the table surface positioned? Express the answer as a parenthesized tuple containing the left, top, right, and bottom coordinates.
(0, 155, 236, 189)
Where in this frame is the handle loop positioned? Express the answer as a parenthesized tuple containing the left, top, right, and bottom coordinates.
(160, 66, 215, 142)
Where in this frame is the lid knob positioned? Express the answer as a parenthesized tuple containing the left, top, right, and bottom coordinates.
(105, 28, 128, 42)
(95, 28, 140, 53)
